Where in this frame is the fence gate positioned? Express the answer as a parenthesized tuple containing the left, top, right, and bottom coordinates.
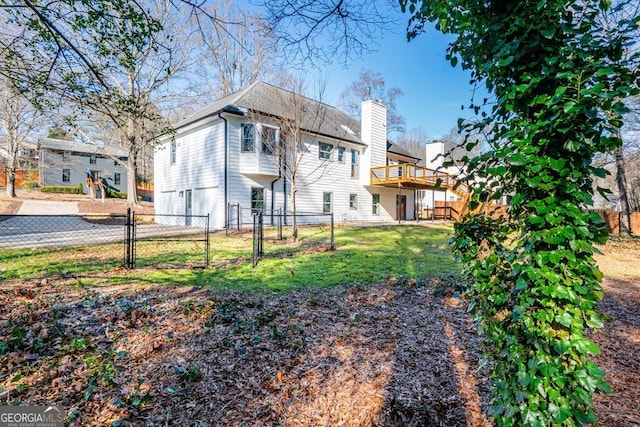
(124, 209, 210, 269)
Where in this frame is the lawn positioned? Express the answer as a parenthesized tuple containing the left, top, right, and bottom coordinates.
(0, 225, 638, 426)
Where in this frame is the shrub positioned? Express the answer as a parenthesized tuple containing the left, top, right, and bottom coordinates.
(40, 186, 82, 194)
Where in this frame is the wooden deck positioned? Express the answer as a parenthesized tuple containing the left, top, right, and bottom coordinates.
(370, 165, 469, 198)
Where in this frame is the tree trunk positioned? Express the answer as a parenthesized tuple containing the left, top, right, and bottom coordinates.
(5, 167, 16, 198)
(126, 146, 140, 206)
(291, 182, 297, 242)
(614, 143, 631, 235)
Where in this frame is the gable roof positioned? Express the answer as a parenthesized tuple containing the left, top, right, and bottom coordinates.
(387, 142, 421, 161)
(175, 81, 364, 145)
(38, 138, 128, 158)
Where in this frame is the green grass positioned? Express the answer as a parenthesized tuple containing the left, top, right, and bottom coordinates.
(1, 225, 459, 292)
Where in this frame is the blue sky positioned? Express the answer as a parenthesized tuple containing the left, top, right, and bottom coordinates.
(313, 16, 489, 139)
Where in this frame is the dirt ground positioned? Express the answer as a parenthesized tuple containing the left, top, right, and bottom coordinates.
(0, 188, 154, 215)
(0, 237, 638, 426)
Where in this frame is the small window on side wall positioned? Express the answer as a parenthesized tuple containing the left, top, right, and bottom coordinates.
(114, 173, 121, 185)
(251, 187, 264, 213)
(338, 146, 345, 162)
(323, 192, 333, 213)
(90, 155, 97, 164)
(319, 142, 333, 160)
(62, 169, 70, 183)
(262, 126, 276, 155)
(372, 194, 380, 215)
(350, 194, 357, 210)
(170, 141, 176, 164)
(241, 124, 255, 152)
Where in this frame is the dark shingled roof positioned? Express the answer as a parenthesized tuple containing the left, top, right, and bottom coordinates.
(175, 81, 364, 145)
(387, 142, 421, 161)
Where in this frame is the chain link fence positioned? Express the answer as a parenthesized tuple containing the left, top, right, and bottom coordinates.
(251, 210, 335, 267)
(0, 211, 210, 275)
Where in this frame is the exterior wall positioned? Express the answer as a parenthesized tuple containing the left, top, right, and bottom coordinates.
(39, 149, 127, 193)
(360, 100, 387, 185)
(421, 141, 462, 209)
(154, 108, 418, 229)
(155, 120, 226, 228)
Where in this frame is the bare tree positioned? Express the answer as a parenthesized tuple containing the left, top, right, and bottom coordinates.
(0, 77, 40, 198)
(395, 127, 430, 164)
(255, 0, 394, 66)
(197, 0, 277, 96)
(339, 69, 406, 135)
(251, 79, 342, 240)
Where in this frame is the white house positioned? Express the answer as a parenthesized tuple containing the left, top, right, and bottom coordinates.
(420, 141, 465, 210)
(155, 81, 462, 229)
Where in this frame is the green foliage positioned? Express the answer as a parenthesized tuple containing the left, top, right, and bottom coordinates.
(40, 185, 83, 194)
(401, 0, 639, 425)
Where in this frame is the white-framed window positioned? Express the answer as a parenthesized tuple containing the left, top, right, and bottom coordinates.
(90, 155, 97, 164)
(170, 141, 176, 164)
(251, 187, 264, 213)
(349, 194, 357, 210)
(319, 142, 333, 160)
(62, 169, 70, 183)
(322, 192, 333, 213)
(62, 151, 70, 162)
(372, 194, 380, 215)
(241, 123, 255, 152)
(114, 173, 121, 185)
(261, 126, 277, 155)
(338, 146, 345, 162)
(351, 149, 359, 178)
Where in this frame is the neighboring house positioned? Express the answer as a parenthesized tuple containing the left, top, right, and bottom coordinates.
(37, 137, 128, 194)
(154, 81, 460, 229)
(421, 141, 465, 209)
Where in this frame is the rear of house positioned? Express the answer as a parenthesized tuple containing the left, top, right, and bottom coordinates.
(154, 82, 417, 229)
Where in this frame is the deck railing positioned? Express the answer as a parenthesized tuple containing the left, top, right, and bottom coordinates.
(370, 164, 469, 197)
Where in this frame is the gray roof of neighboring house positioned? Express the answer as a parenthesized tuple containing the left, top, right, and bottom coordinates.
(387, 142, 421, 161)
(175, 81, 364, 146)
(38, 138, 128, 158)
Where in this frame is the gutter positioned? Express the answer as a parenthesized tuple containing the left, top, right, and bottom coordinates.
(218, 112, 229, 228)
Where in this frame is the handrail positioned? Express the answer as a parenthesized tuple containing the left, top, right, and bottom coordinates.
(370, 164, 468, 197)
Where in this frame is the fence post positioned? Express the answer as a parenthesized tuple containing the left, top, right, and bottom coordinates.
(278, 207, 283, 240)
(205, 214, 210, 267)
(330, 213, 335, 251)
(238, 205, 242, 237)
(124, 207, 131, 268)
(259, 212, 264, 256)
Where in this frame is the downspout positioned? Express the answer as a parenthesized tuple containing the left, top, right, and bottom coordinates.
(218, 112, 229, 228)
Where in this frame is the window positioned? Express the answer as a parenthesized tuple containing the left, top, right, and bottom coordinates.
(350, 194, 357, 210)
(372, 194, 380, 215)
(90, 155, 97, 164)
(170, 141, 176, 164)
(261, 126, 276, 155)
(322, 192, 333, 213)
(251, 187, 264, 213)
(338, 146, 345, 162)
(241, 124, 255, 152)
(351, 149, 359, 178)
(62, 169, 70, 183)
(62, 151, 70, 162)
(114, 173, 121, 185)
(114, 159, 119, 166)
(319, 142, 333, 160)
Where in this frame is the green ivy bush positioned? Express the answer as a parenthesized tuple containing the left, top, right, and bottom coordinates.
(401, 1, 639, 425)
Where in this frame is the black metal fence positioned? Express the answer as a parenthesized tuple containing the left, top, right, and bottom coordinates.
(0, 210, 210, 271)
(251, 210, 335, 267)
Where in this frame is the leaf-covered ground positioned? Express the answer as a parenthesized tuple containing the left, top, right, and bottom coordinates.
(0, 237, 638, 426)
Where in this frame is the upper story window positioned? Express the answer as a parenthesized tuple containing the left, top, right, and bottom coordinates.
(338, 146, 345, 163)
(62, 151, 70, 162)
(319, 142, 333, 160)
(351, 149, 359, 178)
(241, 124, 255, 152)
(90, 155, 97, 164)
(170, 141, 176, 164)
(261, 126, 277, 155)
